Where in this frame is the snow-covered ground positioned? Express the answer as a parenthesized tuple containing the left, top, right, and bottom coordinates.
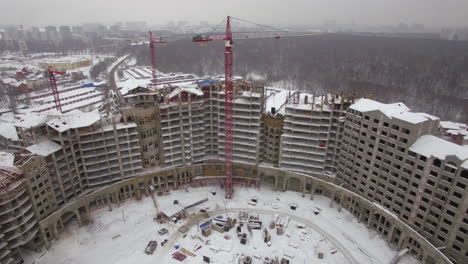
(31, 186, 418, 264)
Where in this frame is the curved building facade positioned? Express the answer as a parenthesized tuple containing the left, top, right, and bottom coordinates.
(0, 79, 466, 263)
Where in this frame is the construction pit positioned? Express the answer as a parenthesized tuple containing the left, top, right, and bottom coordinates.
(31, 186, 419, 264)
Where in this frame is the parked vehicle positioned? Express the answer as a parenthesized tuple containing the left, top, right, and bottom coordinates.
(145, 241, 157, 255)
(158, 228, 169, 235)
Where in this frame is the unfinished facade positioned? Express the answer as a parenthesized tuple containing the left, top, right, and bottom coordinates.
(0, 166, 40, 264)
(336, 99, 468, 263)
(279, 92, 347, 177)
(0, 77, 467, 264)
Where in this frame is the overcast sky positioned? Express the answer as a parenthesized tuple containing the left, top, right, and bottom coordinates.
(1, 0, 467, 27)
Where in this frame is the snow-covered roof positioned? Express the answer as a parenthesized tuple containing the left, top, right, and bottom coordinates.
(392, 112, 439, 124)
(447, 129, 468, 136)
(16, 112, 51, 128)
(47, 111, 100, 132)
(440, 121, 466, 130)
(26, 139, 62, 156)
(117, 79, 152, 96)
(0, 152, 15, 167)
(350, 99, 409, 118)
(350, 99, 439, 124)
(409, 135, 468, 168)
(0, 122, 19, 141)
(265, 89, 289, 115)
(159, 204, 185, 218)
(168, 84, 203, 99)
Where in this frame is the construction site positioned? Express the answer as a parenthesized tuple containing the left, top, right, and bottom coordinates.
(0, 16, 467, 264)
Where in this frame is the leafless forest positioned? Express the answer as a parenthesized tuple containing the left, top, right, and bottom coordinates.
(132, 34, 468, 122)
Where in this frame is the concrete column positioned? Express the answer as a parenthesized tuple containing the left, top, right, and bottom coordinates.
(53, 222, 59, 238)
(329, 192, 335, 208)
(367, 209, 374, 228)
(282, 177, 288, 192)
(338, 193, 344, 212)
(421, 250, 429, 264)
(301, 179, 306, 197)
(40, 227, 50, 248)
(107, 193, 113, 211)
(387, 224, 395, 243)
(74, 210, 82, 226)
(358, 207, 364, 223)
(310, 184, 315, 200)
(397, 233, 407, 249)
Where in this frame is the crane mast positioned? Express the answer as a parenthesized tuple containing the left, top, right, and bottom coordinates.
(149, 31, 166, 86)
(193, 16, 291, 199)
(47, 66, 64, 113)
(224, 16, 234, 199)
(149, 31, 157, 84)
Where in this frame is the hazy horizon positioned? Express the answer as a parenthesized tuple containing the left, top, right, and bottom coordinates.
(1, 0, 468, 28)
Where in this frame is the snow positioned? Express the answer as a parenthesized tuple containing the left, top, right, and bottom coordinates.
(168, 84, 204, 99)
(159, 203, 185, 218)
(265, 89, 289, 115)
(106, 55, 129, 74)
(117, 79, 152, 96)
(393, 112, 439, 124)
(31, 186, 418, 264)
(350, 99, 440, 124)
(16, 113, 51, 128)
(447, 129, 468, 136)
(26, 140, 62, 156)
(440, 121, 466, 130)
(46, 110, 100, 132)
(0, 122, 19, 141)
(350, 99, 409, 118)
(409, 135, 468, 168)
(0, 151, 14, 167)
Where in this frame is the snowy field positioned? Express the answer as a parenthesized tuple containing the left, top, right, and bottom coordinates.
(31, 186, 419, 264)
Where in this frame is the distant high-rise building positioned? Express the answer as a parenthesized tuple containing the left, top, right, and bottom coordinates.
(72, 25, 83, 34)
(45, 25, 58, 42)
(59, 25, 72, 41)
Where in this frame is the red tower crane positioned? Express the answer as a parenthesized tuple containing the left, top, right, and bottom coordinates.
(149, 31, 166, 86)
(47, 66, 65, 113)
(193, 16, 289, 199)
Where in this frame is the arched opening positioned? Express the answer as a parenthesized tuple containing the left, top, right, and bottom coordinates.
(285, 177, 302, 192)
(57, 211, 80, 233)
(260, 174, 277, 190)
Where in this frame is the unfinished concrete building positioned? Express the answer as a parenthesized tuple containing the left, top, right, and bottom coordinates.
(1, 76, 467, 264)
(0, 165, 40, 264)
(160, 85, 206, 167)
(212, 82, 264, 164)
(259, 112, 284, 166)
(279, 93, 347, 177)
(13, 151, 57, 221)
(336, 99, 468, 263)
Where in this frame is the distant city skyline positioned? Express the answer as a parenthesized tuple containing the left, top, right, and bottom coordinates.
(0, 0, 467, 28)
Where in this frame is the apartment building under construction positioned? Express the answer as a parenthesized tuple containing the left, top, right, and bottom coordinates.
(336, 99, 468, 263)
(0, 77, 467, 264)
